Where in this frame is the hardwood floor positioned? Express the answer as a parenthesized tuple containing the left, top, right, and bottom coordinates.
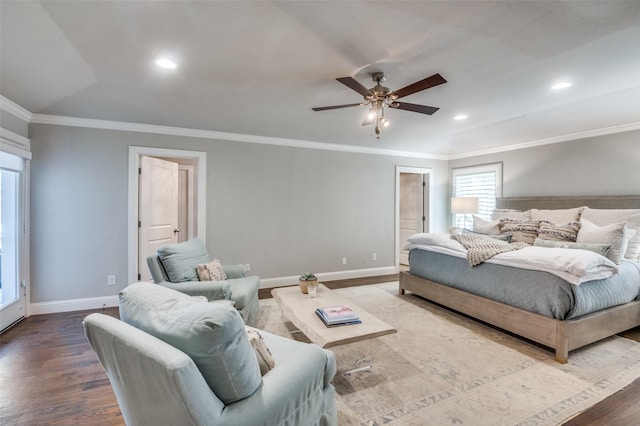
(1, 275, 638, 425)
(0, 308, 123, 425)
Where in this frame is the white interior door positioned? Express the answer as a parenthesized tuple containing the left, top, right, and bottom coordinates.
(138, 156, 179, 281)
(399, 173, 425, 265)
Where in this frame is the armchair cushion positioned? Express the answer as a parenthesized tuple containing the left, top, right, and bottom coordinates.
(119, 282, 262, 404)
(157, 238, 210, 282)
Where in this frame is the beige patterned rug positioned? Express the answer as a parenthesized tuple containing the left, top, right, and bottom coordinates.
(255, 282, 640, 426)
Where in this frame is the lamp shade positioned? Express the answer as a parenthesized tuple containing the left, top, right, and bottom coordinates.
(451, 197, 479, 214)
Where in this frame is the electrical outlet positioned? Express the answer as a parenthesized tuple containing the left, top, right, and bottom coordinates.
(342, 257, 347, 265)
(244, 264, 251, 272)
(372, 253, 377, 261)
(107, 275, 116, 286)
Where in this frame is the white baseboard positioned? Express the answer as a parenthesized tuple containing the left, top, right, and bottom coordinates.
(28, 266, 398, 315)
(30, 295, 119, 316)
(259, 266, 398, 289)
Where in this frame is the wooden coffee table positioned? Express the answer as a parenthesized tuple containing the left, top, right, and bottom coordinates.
(271, 284, 396, 348)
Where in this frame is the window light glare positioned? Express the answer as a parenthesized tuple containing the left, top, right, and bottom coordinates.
(551, 81, 572, 90)
(155, 58, 177, 69)
(453, 114, 468, 121)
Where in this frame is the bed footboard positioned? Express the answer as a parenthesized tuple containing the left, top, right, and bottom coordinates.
(399, 271, 640, 363)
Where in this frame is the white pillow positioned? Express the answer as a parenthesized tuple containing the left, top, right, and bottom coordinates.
(490, 209, 531, 221)
(472, 215, 500, 234)
(576, 219, 633, 264)
(530, 207, 584, 224)
(580, 208, 640, 260)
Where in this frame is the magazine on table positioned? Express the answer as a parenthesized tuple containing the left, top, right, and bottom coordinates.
(315, 305, 361, 326)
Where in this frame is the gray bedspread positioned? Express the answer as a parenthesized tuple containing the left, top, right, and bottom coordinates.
(408, 248, 640, 320)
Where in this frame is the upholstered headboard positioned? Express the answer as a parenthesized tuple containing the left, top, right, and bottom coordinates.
(496, 195, 640, 211)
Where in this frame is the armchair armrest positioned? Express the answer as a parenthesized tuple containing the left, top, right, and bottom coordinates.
(218, 336, 336, 426)
(223, 264, 247, 279)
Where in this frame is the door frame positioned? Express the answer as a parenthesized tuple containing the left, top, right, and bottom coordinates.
(128, 146, 207, 284)
(395, 166, 432, 271)
(0, 132, 31, 328)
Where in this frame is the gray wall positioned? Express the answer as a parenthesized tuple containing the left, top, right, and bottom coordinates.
(29, 123, 448, 303)
(449, 130, 640, 197)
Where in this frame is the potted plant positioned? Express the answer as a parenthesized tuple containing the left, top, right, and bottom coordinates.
(299, 272, 318, 295)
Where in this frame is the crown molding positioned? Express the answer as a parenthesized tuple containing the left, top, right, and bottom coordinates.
(29, 113, 448, 160)
(448, 121, 640, 160)
(0, 127, 30, 148)
(28, 113, 640, 161)
(0, 96, 32, 122)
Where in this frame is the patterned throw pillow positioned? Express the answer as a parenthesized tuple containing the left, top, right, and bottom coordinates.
(498, 218, 541, 245)
(245, 326, 275, 376)
(537, 221, 581, 242)
(197, 259, 228, 281)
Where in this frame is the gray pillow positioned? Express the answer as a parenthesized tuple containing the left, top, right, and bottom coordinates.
(462, 228, 512, 242)
(157, 238, 210, 282)
(119, 282, 261, 404)
(533, 238, 612, 257)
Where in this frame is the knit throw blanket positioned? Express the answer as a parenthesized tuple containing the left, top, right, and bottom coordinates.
(451, 233, 528, 266)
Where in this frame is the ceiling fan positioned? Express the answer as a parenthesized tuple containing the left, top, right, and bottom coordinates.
(312, 72, 447, 138)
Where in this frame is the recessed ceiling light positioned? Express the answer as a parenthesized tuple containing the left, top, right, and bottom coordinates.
(454, 114, 468, 121)
(551, 82, 572, 90)
(155, 58, 177, 69)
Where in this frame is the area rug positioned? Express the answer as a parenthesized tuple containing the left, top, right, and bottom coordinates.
(255, 282, 640, 426)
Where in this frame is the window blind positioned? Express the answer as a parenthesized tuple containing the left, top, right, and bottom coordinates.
(454, 171, 497, 220)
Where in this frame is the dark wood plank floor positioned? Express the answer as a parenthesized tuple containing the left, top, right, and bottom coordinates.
(2, 275, 638, 425)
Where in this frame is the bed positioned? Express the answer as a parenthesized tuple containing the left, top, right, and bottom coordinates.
(399, 195, 640, 363)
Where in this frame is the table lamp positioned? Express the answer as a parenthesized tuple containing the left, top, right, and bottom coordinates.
(451, 197, 479, 230)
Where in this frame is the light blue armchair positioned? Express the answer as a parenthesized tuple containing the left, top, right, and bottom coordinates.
(147, 238, 259, 325)
(83, 283, 337, 426)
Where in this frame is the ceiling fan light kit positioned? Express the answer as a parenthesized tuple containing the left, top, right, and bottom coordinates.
(313, 72, 447, 139)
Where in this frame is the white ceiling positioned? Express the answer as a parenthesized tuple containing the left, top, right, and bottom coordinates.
(2, 1, 639, 156)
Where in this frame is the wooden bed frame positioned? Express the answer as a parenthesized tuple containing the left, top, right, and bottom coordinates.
(399, 195, 640, 363)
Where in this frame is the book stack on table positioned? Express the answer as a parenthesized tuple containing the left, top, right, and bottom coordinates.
(315, 305, 361, 327)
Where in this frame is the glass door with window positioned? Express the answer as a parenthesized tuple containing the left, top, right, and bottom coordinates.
(1, 151, 28, 332)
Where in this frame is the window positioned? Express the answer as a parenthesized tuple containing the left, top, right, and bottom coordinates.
(451, 163, 502, 228)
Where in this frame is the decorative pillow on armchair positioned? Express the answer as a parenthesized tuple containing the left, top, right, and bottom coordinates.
(197, 259, 228, 281)
(245, 326, 275, 375)
(157, 238, 210, 282)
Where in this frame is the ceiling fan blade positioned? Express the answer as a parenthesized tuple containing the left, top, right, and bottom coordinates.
(391, 73, 447, 99)
(336, 77, 371, 97)
(390, 102, 440, 115)
(312, 102, 364, 111)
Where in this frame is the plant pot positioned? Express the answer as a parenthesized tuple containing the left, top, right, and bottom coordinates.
(299, 279, 318, 294)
